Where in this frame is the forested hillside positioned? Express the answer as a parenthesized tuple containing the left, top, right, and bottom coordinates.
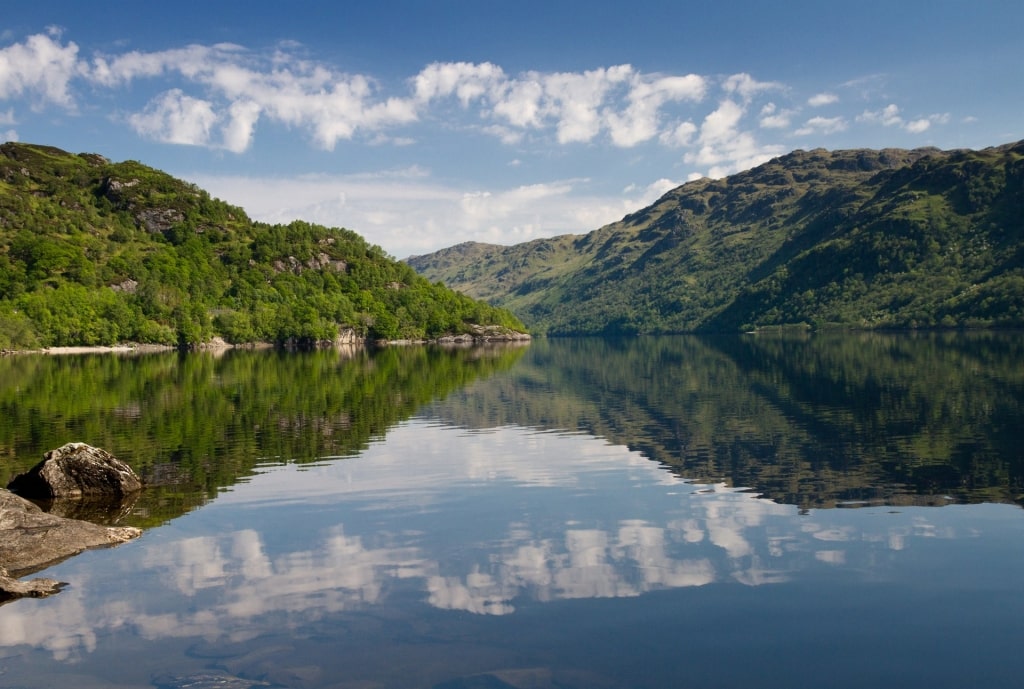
(408, 141, 1024, 334)
(0, 143, 524, 349)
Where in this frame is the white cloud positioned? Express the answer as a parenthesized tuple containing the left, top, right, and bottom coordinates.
(416, 62, 705, 148)
(605, 73, 706, 147)
(541, 65, 633, 144)
(807, 92, 838, 107)
(480, 124, 524, 145)
(759, 102, 794, 129)
(856, 103, 949, 134)
(683, 100, 785, 178)
(412, 61, 505, 104)
(858, 103, 904, 127)
(90, 42, 420, 151)
(699, 99, 744, 144)
(2, 128, 17, 142)
(904, 118, 931, 134)
(187, 168, 684, 258)
(722, 73, 783, 102)
(633, 177, 682, 206)
(0, 108, 15, 125)
(0, 32, 81, 108)
(660, 120, 698, 147)
(221, 99, 261, 153)
(128, 89, 218, 146)
(88, 44, 234, 86)
(794, 115, 848, 136)
(490, 78, 545, 128)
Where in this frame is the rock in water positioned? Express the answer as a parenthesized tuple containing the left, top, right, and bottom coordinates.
(7, 442, 143, 498)
(0, 564, 64, 602)
(151, 672, 274, 689)
(0, 488, 141, 602)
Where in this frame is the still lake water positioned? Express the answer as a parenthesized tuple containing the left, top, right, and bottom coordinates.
(1, 333, 1022, 688)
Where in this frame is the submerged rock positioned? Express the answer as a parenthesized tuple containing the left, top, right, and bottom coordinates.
(0, 488, 141, 603)
(7, 442, 143, 498)
(151, 672, 274, 689)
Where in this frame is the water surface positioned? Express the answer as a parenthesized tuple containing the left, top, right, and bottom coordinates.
(0, 334, 1022, 688)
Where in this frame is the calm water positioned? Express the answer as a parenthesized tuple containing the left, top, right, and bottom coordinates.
(1, 334, 1022, 689)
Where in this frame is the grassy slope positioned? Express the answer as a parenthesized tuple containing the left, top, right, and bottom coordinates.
(0, 143, 525, 348)
(408, 142, 1024, 333)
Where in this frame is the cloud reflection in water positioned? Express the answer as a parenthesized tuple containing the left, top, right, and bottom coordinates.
(0, 421, 975, 660)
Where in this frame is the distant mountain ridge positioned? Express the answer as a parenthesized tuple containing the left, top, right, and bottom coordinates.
(407, 141, 1024, 334)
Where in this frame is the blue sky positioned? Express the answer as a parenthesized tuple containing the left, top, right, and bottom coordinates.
(2, 1, 1022, 258)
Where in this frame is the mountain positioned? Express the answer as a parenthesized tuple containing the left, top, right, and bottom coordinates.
(407, 141, 1024, 334)
(0, 143, 525, 349)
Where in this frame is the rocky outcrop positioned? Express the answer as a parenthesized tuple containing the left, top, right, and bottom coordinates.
(1, 444, 143, 603)
(271, 253, 348, 275)
(136, 207, 185, 234)
(435, 325, 533, 344)
(0, 488, 141, 603)
(7, 442, 143, 498)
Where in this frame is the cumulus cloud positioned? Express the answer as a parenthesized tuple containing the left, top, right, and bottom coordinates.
(794, 115, 848, 136)
(628, 177, 683, 206)
(412, 61, 505, 105)
(415, 62, 705, 148)
(758, 102, 794, 129)
(88, 43, 236, 87)
(221, 99, 261, 153)
(87, 41, 420, 151)
(856, 103, 949, 134)
(858, 103, 904, 127)
(605, 73, 706, 147)
(128, 89, 218, 146)
(807, 92, 838, 107)
(0, 31, 81, 108)
(1, 28, 963, 169)
(722, 73, 783, 102)
(87, 44, 714, 152)
(904, 118, 931, 134)
(682, 100, 784, 178)
(542, 66, 633, 143)
(660, 120, 698, 147)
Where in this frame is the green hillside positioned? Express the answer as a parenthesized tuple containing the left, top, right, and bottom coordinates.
(0, 143, 525, 349)
(407, 141, 1024, 334)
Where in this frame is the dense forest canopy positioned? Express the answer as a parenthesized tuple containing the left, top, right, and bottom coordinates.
(408, 141, 1024, 334)
(0, 143, 525, 349)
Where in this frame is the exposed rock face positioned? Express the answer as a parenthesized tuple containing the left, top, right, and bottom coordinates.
(7, 442, 143, 499)
(0, 489, 141, 602)
(433, 325, 532, 344)
(136, 207, 185, 233)
(335, 327, 361, 345)
(271, 253, 348, 275)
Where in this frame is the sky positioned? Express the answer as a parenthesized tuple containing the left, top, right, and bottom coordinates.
(2, 1, 1022, 258)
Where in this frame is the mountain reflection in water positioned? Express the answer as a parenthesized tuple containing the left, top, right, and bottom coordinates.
(0, 334, 1022, 689)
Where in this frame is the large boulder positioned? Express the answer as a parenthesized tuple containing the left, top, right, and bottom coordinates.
(7, 442, 143, 498)
(0, 488, 141, 603)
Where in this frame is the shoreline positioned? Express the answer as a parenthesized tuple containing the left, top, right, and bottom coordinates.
(1, 332, 531, 357)
(0, 339, 255, 357)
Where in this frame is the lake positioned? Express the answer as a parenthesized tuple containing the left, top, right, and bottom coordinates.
(1, 333, 1022, 689)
